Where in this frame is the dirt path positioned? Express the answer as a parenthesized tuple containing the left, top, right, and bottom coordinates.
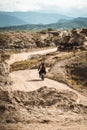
(6, 47, 57, 65)
(8, 69, 87, 105)
(9, 69, 73, 92)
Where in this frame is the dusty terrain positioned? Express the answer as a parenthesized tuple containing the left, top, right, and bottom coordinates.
(0, 47, 86, 130)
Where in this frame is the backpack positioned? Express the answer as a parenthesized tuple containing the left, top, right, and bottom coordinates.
(40, 64, 46, 71)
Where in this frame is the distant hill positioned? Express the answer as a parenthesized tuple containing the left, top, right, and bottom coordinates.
(0, 17, 87, 31)
(0, 13, 26, 27)
(0, 11, 71, 27)
(46, 17, 87, 30)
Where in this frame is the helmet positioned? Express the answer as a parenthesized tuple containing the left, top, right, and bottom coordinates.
(42, 62, 44, 66)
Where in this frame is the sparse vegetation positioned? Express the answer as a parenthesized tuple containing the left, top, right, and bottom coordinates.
(47, 28, 55, 31)
(10, 59, 40, 71)
(10, 51, 59, 72)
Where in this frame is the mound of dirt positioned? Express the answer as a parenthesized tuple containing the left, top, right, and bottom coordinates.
(0, 86, 87, 125)
(49, 51, 87, 95)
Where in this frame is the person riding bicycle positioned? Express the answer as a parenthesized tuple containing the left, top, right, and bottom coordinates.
(38, 62, 46, 77)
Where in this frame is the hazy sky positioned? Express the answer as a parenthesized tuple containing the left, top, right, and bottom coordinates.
(0, 0, 87, 17)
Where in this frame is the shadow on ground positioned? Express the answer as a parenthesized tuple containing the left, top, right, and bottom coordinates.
(27, 79, 42, 82)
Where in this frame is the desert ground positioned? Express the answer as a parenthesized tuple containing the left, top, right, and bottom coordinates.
(0, 47, 86, 130)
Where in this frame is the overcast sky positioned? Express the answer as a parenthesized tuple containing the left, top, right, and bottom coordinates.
(0, 0, 87, 17)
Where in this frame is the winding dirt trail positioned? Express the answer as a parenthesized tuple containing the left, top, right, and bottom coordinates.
(6, 47, 57, 65)
(9, 69, 87, 105)
(9, 69, 73, 92)
(6, 47, 87, 105)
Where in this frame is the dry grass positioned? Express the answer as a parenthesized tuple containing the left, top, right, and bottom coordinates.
(10, 50, 84, 72)
(10, 59, 40, 72)
(10, 50, 59, 72)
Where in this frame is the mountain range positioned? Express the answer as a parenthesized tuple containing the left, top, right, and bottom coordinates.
(0, 12, 87, 30)
(0, 11, 71, 27)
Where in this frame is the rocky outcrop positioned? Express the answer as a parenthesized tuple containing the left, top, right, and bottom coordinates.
(0, 54, 12, 86)
(65, 53, 87, 88)
(57, 29, 87, 51)
(0, 32, 36, 51)
(49, 51, 87, 95)
(0, 29, 87, 52)
(0, 62, 12, 86)
(0, 32, 55, 52)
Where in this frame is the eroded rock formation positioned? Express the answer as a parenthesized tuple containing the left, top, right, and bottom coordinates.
(0, 29, 87, 52)
(0, 54, 12, 86)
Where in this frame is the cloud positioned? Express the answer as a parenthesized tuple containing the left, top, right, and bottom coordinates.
(0, 0, 87, 17)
